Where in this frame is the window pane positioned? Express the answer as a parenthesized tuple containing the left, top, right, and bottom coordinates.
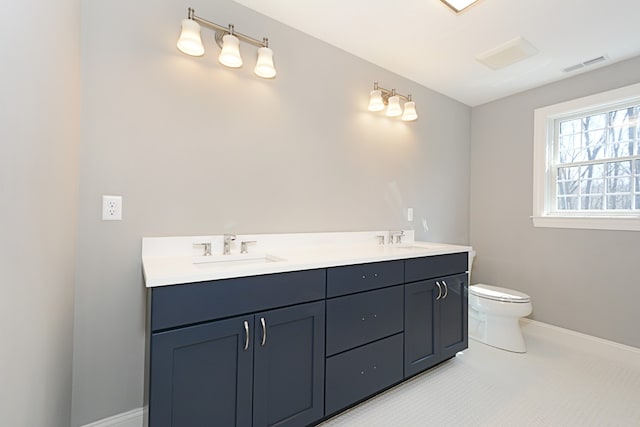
(560, 119, 581, 135)
(581, 196, 603, 210)
(581, 163, 604, 179)
(607, 160, 632, 177)
(607, 177, 631, 193)
(559, 134, 580, 152)
(609, 108, 631, 128)
(557, 196, 578, 210)
(558, 166, 579, 180)
(606, 142, 633, 158)
(584, 129, 605, 148)
(557, 166, 579, 196)
(581, 178, 603, 195)
(607, 195, 632, 209)
(550, 99, 640, 214)
(585, 113, 607, 130)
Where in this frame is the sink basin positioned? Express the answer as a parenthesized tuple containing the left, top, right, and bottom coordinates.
(192, 253, 286, 266)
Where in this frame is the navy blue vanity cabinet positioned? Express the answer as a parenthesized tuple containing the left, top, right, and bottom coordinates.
(324, 261, 405, 416)
(147, 270, 326, 427)
(404, 279, 439, 376)
(404, 253, 468, 378)
(149, 315, 254, 427)
(438, 273, 468, 361)
(252, 301, 325, 427)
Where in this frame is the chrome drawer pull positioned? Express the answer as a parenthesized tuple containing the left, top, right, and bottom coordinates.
(260, 317, 267, 346)
(435, 281, 442, 300)
(243, 320, 249, 351)
(442, 280, 449, 299)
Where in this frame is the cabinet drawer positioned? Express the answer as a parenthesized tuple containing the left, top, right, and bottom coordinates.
(151, 269, 326, 331)
(325, 333, 403, 415)
(326, 285, 403, 356)
(405, 253, 468, 283)
(327, 260, 403, 297)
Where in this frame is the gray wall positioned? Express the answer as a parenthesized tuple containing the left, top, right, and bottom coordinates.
(71, 0, 470, 424)
(0, 1, 80, 426)
(470, 56, 640, 348)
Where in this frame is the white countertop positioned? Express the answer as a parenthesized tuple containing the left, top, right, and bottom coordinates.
(142, 231, 472, 287)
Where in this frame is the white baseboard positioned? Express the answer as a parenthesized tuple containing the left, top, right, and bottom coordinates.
(81, 408, 143, 427)
(521, 318, 640, 354)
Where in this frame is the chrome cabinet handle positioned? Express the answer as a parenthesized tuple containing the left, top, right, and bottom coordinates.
(435, 281, 442, 300)
(260, 317, 267, 346)
(442, 280, 449, 299)
(243, 320, 249, 351)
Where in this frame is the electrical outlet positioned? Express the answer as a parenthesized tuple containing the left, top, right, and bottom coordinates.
(407, 207, 414, 222)
(102, 195, 122, 220)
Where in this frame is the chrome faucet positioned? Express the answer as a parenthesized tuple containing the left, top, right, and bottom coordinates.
(240, 240, 257, 254)
(389, 230, 405, 244)
(193, 242, 212, 256)
(223, 234, 236, 255)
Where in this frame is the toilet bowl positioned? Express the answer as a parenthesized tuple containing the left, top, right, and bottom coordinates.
(468, 252, 532, 353)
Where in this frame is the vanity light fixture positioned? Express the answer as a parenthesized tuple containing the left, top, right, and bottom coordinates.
(177, 7, 276, 79)
(367, 82, 418, 122)
(440, 0, 481, 13)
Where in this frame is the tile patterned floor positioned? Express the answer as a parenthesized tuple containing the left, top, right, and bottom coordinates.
(320, 320, 640, 427)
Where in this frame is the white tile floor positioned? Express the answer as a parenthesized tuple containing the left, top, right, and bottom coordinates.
(320, 320, 640, 427)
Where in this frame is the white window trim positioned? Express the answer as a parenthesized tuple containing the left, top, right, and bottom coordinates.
(532, 82, 640, 231)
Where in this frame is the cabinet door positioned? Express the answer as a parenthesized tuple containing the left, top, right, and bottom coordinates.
(404, 279, 440, 377)
(252, 301, 325, 427)
(149, 316, 253, 427)
(439, 273, 468, 360)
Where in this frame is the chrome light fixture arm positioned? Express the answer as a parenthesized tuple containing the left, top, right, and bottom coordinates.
(372, 82, 412, 104)
(187, 8, 269, 49)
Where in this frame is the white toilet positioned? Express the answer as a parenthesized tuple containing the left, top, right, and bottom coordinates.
(468, 251, 532, 353)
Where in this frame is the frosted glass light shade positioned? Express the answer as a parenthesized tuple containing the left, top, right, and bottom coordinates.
(386, 96, 402, 117)
(254, 47, 276, 78)
(401, 101, 418, 121)
(218, 34, 243, 68)
(440, 0, 479, 13)
(368, 90, 384, 111)
(177, 19, 204, 56)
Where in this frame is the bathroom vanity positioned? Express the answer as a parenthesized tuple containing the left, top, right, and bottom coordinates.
(142, 231, 471, 427)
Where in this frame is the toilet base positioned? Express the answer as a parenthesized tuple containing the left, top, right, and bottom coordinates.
(469, 307, 527, 353)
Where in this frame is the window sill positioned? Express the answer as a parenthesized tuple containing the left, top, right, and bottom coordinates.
(531, 215, 640, 231)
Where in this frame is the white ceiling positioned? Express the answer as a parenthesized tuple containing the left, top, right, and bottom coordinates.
(233, 0, 640, 106)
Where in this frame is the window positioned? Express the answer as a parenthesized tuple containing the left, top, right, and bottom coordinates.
(533, 83, 640, 231)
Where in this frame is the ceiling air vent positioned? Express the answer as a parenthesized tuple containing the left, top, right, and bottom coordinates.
(562, 55, 608, 73)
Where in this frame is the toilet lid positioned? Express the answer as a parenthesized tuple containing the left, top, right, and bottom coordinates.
(470, 284, 530, 303)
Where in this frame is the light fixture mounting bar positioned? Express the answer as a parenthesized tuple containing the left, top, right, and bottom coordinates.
(373, 82, 412, 102)
(189, 8, 268, 48)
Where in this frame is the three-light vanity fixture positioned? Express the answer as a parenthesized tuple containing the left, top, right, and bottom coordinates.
(368, 82, 418, 121)
(177, 7, 276, 78)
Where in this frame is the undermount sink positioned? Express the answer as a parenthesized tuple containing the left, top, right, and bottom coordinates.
(192, 253, 286, 266)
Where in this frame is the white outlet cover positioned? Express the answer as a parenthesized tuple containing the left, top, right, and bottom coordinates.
(407, 207, 414, 222)
(102, 195, 122, 221)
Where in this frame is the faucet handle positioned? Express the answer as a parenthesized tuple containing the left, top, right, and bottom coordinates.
(193, 242, 212, 256)
(240, 240, 257, 254)
(388, 230, 405, 244)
